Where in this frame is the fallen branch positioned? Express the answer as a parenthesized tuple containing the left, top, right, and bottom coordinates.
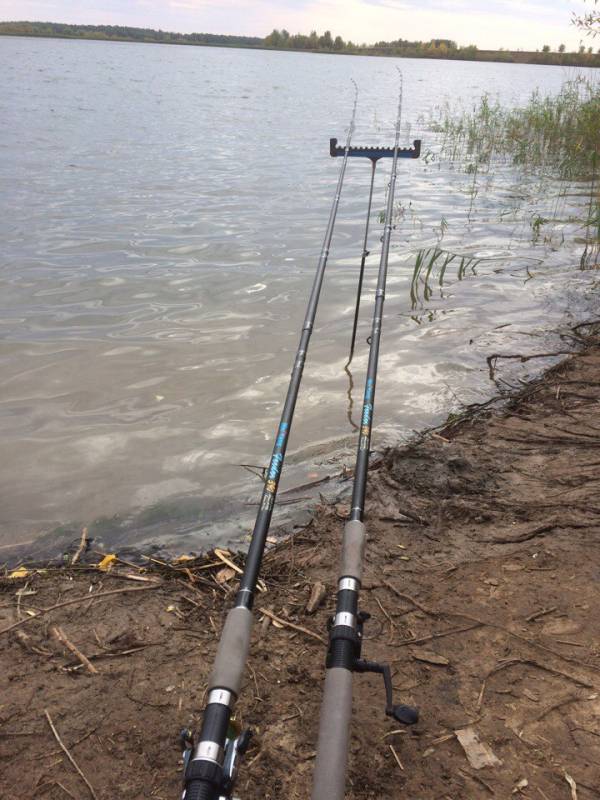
(389, 743, 404, 771)
(526, 606, 558, 623)
(258, 608, 326, 645)
(487, 351, 573, 381)
(44, 709, 98, 800)
(214, 549, 266, 593)
(382, 580, 438, 616)
(380, 506, 426, 525)
(394, 623, 482, 649)
(491, 522, 596, 545)
(50, 626, 98, 675)
(477, 658, 594, 711)
(70, 527, 88, 566)
(0, 585, 161, 636)
(525, 694, 585, 727)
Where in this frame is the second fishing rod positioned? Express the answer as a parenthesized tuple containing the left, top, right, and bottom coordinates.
(180, 83, 358, 800)
(312, 73, 419, 800)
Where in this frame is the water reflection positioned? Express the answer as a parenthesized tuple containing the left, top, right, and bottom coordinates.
(344, 364, 359, 432)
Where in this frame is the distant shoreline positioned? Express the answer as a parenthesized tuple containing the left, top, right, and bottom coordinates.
(1, 23, 599, 69)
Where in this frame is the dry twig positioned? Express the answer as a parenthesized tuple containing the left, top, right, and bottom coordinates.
(258, 608, 326, 645)
(0, 585, 161, 636)
(383, 580, 438, 616)
(71, 527, 88, 566)
(43, 710, 98, 800)
(477, 658, 594, 711)
(389, 743, 404, 771)
(50, 626, 98, 674)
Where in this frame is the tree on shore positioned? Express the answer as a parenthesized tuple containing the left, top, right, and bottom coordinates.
(573, 0, 599, 35)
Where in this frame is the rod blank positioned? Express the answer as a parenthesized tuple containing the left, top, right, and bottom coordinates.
(311, 74, 406, 800)
(182, 83, 359, 800)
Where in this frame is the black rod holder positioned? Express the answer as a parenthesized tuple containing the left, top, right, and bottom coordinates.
(330, 137, 421, 160)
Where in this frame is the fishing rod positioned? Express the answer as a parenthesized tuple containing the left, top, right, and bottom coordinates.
(180, 83, 359, 800)
(312, 73, 421, 800)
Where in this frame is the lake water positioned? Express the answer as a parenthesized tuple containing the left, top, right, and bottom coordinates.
(1, 36, 598, 557)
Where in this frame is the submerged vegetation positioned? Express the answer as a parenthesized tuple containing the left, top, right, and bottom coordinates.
(407, 78, 600, 305)
(408, 80, 600, 311)
(410, 248, 481, 308)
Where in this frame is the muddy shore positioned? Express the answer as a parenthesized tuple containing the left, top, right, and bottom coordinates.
(3, 326, 600, 800)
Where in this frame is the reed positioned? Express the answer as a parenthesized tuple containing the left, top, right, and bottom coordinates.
(430, 77, 600, 270)
(434, 77, 600, 180)
(410, 247, 481, 308)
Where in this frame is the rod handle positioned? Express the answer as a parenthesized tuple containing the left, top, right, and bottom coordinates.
(340, 520, 366, 581)
(208, 606, 252, 695)
(311, 667, 353, 800)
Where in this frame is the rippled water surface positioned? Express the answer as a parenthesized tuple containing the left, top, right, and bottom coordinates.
(1, 37, 598, 555)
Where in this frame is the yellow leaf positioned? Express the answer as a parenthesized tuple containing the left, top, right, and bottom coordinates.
(8, 567, 29, 579)
(97, 554, 117, 572)
(216, 566, 236, 584)
(173, 555, 195, 563)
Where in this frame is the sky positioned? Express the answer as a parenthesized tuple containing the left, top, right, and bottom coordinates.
(0, 0, 594, 51)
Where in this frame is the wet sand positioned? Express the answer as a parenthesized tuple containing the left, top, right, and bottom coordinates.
(2, 322, 600, 799)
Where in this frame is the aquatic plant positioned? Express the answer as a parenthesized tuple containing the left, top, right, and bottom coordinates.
(434, 78, 600, 178)
(432, 78, 600, 266)
(410, 247, 481, 308)
(581, 158, 600, 268)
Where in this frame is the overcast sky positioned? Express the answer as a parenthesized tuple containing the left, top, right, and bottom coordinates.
(1, 0, 593, 51)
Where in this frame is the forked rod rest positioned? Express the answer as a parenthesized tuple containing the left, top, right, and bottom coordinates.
(330, 137, 421, 160)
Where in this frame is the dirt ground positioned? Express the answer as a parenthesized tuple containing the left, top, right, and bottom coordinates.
(3, 332, 600, 800)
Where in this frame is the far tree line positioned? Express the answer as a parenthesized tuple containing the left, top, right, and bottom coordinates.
(1, 21, 599, 67)
(264, 28, 600, 61)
